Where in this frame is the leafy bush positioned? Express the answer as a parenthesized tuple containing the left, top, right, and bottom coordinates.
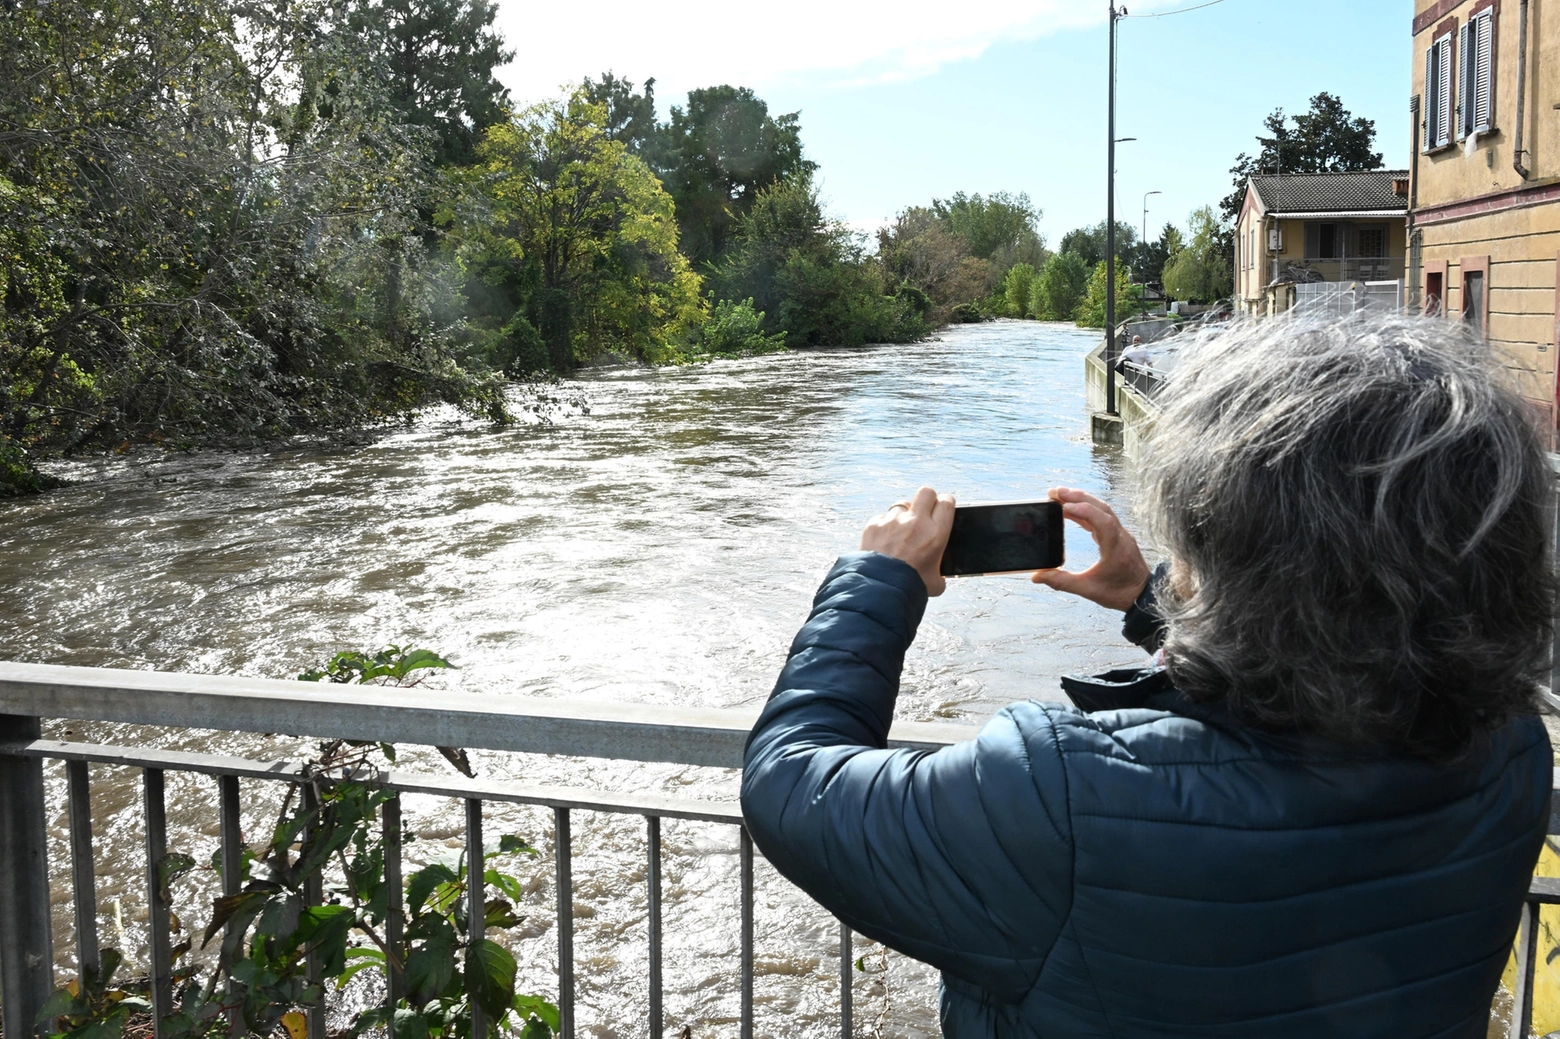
(693, 298, 787, 357)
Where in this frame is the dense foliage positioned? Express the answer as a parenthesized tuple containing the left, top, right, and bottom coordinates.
(1220, 92, 1384, 221)
(0, 2, 940, 495)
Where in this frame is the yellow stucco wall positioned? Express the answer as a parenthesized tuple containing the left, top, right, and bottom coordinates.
(1417, 202, 1559, 407)
(1412, 0, 1560, 204)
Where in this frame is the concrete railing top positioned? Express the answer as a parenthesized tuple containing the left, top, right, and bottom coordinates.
(0, 661, 981, 770)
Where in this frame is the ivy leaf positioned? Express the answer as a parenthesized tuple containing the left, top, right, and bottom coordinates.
(404, 926, 456, 1002)
(485, 869, 524, 904)
(293, 904, 355, 977)
(511, 994, 560, 1033)
(497, 834, 536, 857)
(406, 864, 458, 916)
(334, 947, 386, 989)
(391, 1008, 429, 1039)
(483, 899, 522, 929)
(204, 890, 269, 948)
(464, 938, 517, 1020)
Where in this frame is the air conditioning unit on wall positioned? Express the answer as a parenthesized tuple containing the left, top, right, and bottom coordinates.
(1267, 227, 1283, 251)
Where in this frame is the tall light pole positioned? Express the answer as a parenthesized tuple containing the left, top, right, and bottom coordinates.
(1105, 3, 1128, 415)
(1141, 189, 1161, 319)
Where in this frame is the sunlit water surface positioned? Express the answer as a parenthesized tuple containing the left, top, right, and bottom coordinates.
(2, 320, 1147, 1038)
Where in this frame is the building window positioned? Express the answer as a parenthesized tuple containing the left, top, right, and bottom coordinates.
(1318, 223, 1338, 259)
(1357, 228, 1385, 258)
(1426, 271, 1444, 316)
(1248, 228, 1255, 270)
(1464, 270, 1485, 335)
(1460, 9, 1494, 137)
(1425, 31, 1454, 150)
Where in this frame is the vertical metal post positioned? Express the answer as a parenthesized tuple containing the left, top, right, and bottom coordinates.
(144, 768, 173, 1039)
(67, 760, 100, 978)
(554, 807, 574, 1039)
(647, 816, 662, 1039)
(383, 795, 404, 1011)
(0, 715, 53, 1039)
(218, 775, 243, 1039)
(839, 922, 853, 1039)
(740, 827, 754, 1039)
(1104, 1, 1120, 414)
(466, 799, 486, 1039)
(1510, 899, 1541, 1039)
(301, 784, 325, 1039)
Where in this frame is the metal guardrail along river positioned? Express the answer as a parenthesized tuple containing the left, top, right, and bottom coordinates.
(7, 498, 1560, 1039)
(0, 662, 979, 1039)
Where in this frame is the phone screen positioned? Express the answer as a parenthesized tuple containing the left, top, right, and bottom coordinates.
(939, 500, 1065, 577)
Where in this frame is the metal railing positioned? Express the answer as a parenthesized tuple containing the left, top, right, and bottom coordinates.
(6, 576, 1560, 1036)
(0, 663, 977, 1039)
(1268, 256, 1407, 285)
(1116, 360, 1169, 402)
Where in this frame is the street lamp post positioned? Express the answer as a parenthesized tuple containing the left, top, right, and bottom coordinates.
(1105, 3, 1129, 415)
(1142, 190, 1160, 318)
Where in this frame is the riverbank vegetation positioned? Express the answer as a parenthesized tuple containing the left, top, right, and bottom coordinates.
(0, 0, 933, 494)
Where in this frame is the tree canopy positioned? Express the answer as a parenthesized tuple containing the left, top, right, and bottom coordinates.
(1220, 92, 1383, 219)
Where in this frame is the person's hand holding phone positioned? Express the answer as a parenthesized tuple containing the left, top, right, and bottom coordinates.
(861, 486, 956, 596)
(1031, 487, 1151, 611)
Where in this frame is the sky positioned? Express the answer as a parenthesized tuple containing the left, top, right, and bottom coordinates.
(491, 0, 1414, 246)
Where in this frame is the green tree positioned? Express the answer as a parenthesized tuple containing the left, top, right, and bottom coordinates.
(346, 0, 513, 167)
(1220, 92, 1383, 220)
(1163, 206, 1234, 303)
(580, 72, 659, 154)
(1077, 261, 1142, 328)
(716, 175, 923, 347)
(1059, 221, 1138, 270)
(1003, 263, 1036, 317)
(1030, 252, 1090, 321)
(932, 191, 1046, 270)
(655, 86, 815, 266)
(457, 93, 705, 369)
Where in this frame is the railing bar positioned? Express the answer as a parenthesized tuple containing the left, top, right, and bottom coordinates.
(218, 775, 243, 1039)
(301, 783, 325, 1039)
(466, 798, 486, 1039)
(740, 826, 754, 1039)
(0, 714, 54, 1039)
(67, 759, 100, 978)
(383, 795, 405, 1011)
(555, 806, 574, 1039)
(840, 922, 853, 1039)
(0, 662, 978, 769)
(1511, 898, 1541, 1039)
(0, 740, 748, 824)
(647, 816, 662, 1039)
(143, 768, 173, 1039)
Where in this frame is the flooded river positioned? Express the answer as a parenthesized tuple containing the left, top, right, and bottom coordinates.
(1, 319, 1146, 1038)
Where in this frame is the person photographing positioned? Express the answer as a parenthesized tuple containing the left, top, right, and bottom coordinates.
(740, 315, 1555, 1037)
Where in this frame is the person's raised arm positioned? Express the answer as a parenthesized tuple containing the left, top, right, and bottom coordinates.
(741, 488, 1075, 999)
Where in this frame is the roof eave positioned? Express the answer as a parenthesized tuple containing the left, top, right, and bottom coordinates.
(1263, 209, 1407, 219)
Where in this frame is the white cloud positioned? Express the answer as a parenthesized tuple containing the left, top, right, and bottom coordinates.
(493, 0, 1184, 105)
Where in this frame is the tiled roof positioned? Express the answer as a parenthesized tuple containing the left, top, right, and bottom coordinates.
(1249, 170, 1409, 214)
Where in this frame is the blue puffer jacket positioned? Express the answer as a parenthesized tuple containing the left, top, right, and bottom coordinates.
(740, 552, 1552, 1037)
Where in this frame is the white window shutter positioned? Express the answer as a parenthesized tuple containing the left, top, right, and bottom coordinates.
(1459, 22, 1473, 138)
(1437, 36, 1453, 147)
(1425, 43, 1438, 149)
(1475, 12, 1493, 132)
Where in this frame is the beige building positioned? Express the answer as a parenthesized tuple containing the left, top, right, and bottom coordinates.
(1233, 171, 1409, 317)
(1410, 0, 1560, 426)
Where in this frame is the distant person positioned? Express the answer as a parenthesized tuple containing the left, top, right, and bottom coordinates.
(742, 315, 1553, 1037)
(1119, 334, 1153, 367)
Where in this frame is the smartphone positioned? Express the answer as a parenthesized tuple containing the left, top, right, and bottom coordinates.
(939, 499, 1065, 578)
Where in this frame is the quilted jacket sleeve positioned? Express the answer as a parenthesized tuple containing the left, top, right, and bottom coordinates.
(740, 552, 1076, 1001)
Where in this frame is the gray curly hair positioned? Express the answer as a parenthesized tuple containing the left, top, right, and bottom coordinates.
(1144, 313, 1555, 758)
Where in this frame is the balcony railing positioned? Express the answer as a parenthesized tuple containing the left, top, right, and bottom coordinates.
(0, 663, 976, 1039)
(1269, 256, 1407, 285)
